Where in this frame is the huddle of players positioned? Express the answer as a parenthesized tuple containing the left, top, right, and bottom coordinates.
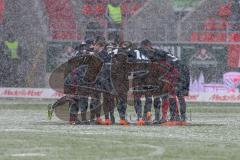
(68, 36, 190, 125)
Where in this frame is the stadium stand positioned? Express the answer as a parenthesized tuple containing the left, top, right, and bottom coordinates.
(81, 2, 105, 16)
(43, 0, 79, 40)
(189, 15, 230, 42)
(42, 0, 150, 41)
(203, 17, 227, 30)
(179, 0, 227, 41)
(121, 0, 145, 16)
(179, 0, 240, 68)
(180, 0, 239, 43)
(78, 0, 148, 40)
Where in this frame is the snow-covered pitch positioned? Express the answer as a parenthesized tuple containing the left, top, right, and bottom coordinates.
(0, 102, 239, 160)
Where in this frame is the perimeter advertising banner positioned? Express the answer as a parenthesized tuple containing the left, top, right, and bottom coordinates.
(1, 88, 240, 103)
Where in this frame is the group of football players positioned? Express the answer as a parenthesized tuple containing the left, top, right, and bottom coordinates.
(65, 36, 190, 125)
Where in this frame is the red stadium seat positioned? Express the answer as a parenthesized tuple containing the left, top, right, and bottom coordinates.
(43, 0, 78, 40)
(82, 4, 105, 16)
(218, 4, 232, 17)
(81, 4, 93, 15)
(213, 32, 227, 42)
(229, 33, 240, 42)
(44, 0, 76, 19)
(121, 2, 130, 16)
(190, 32, 199, 41)
(199, 32, 214, 42)
(214, 18, 227, 30)
(204, 18, 215, 30)
(121, 1, 146, 16)
(94, 3, 105, 16)
(131, 2, 142, 14)
(204, 18, 227, 30)
(46, 1, 73, 12)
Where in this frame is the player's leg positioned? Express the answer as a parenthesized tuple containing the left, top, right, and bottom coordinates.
(90, 99, 96, 123)
(79, 97, 89, 124)
(108, 95, 115, 124)
(110, 97, 115, 124)
(178, 95, 187, 121)
(68, 68, 80, 124)
(117, 96, 129, 125)
(103, 93, 115, 125)
(143, 96, 152, 121)
(90, 93, 102, 124)
(153, 97, 161, 123)
(169, 96, 180, 121)
(134, 95, 142, 120)
(160, 95, 169, 123)
(134, 95, 145, 125)
(103, 93, 110, 120)
(69, 99, 80, 124)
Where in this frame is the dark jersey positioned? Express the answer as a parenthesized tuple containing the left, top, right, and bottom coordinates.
(97, 48, 111, 63)
(95, 48, 113, 92)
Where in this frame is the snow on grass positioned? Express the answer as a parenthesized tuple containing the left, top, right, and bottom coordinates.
(0, 104, 240, 160)
(11, 153, 46, 157)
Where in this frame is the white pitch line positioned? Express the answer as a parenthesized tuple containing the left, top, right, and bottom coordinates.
(11, 153, 46, 157)
(139, 144, 165, 157)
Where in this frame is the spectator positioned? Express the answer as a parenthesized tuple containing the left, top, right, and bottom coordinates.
(105, 0, 123, 42)
(0, 32, 22, 87)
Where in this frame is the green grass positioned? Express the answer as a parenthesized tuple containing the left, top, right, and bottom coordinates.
(0, 103, 240, 160)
